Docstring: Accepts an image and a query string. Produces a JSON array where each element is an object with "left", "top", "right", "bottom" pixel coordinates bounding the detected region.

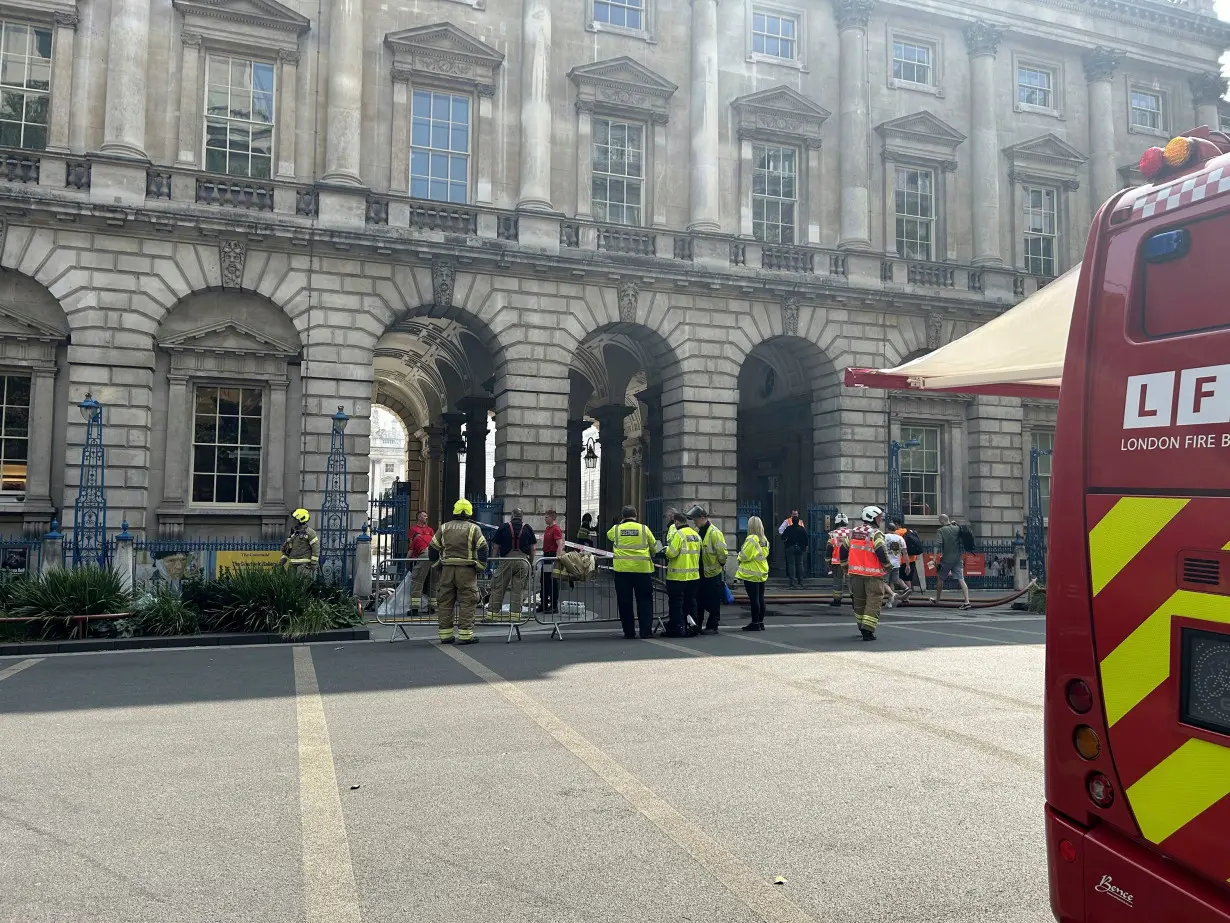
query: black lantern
[{"left": 583, "top": 437, "right": 599, "bottom": 470}]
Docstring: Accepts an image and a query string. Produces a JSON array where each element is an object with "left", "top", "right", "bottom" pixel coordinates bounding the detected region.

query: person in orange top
[
  {"left": 538, "top": 510, "right": 564, "bottom": 614},
  {"left": 408, "top": 511, "right": 435, "bottom": 614}
]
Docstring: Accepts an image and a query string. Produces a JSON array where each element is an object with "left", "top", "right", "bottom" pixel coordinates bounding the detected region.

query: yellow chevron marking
[
  {"left": 1126, "top": 738, "right": 1230, "bottom": 845},
  {"left": 1100, "top": 590, "right": 1230, "bottom": 727},
  {"left": 1088, "top": 497, "right": 1188, "bottom": 597}
]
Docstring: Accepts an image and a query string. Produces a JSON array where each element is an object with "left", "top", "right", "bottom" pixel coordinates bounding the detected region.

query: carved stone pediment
[
  {"left": 0, "top": 304, "right": 67, "bottom": 341},
  {"left": 877, "top": 110, "right": 966, "bottom": 165},
  {"left": 385, "top": 23, "right": 504, "bottom": 94},
  {"left": 159, "top": 320, "right": 298, "bottom": 358},
  {"left": 1006, "top": 133, "right": 1087, "bottom": 186},
  {"left": 173, "top": 0, "right": 308, "bottom": 51},
  {"left": 732, "top": 86, "right": 829, "bottom": 146},
  {"left": 569, "top": 57, "right": 677, "bottom": 122}
]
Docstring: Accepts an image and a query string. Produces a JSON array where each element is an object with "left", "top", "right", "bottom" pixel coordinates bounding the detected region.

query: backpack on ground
[
  {"left": 958, "top": 523, "right": 976, "bottom": 553},
  {"left": 903, "top": 529, "right": 924, "bottom": 556}
]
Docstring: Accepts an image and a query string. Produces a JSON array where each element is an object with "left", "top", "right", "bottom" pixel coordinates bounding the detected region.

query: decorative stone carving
[
  {"left": 1190, "top": 72, "right": 1228, "bottom": 106},
  {"left": 180, "top": 29, "right": 202, "bottom": 46},
  {"left": 1082, "top": 46, "right": 1126, "bottom": 83},
  {"left": 172, "top": 0, "right": 310, "bottom": 37},
  {"left": 732, "top": 86, "right": 829, "bottom": 147},
  {"left": 390, "top": 64, "right": 413, "bottom": 84},
  {"left": 876, "top": 111, "right": 966, "bottom": 164},
  {"left": 219, "top": 239, "right": 245, "bottom": 289},
  {"left": 569, "top": 57, "right": 677, "bottom": 122},
  {"left": 782, "top": 296, "right": 800, "bottom": 337},
  {"left": 53, "top": 10, "right": 79, "bottom": 28},
  {"left": 277, "top": 49, "right": 300, "bottom": 65},
  {"left": 926, "top": 313, "right": 943, "bottom": 350},
  {"left": 432, "top": 261, "right": 455, "bottom": 307},
  {"left": 384, "top": 22, "right": 504, "bottom": 93},
  {"left": 834, "top": 0, "right": 874, "bottom": 31},
  {"left": 618, "top": 281, "right": 639, "bottom": 324},
  {"left": 964, "top": 21, "right": 1004, "bottom": 57}
]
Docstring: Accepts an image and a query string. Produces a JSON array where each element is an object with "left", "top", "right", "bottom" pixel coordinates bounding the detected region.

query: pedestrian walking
[
  {"left": 488, "top": 508, "right": 536, "bottom": 620},
  {"left": 575, "top": 512, "right": 595, "bottom": 546},
  {"left": 408, "top": 510, "right": 435, "bottom": 614},
  {"left": 736, "top": 515, "right": 770, "bottom": 631},
  {"left": 895, "top": 520, "right": 925, "bottom": 594},
  {"left": 689, "top": 505, "right": 728, "bottom": 634},
  {"left": 933, "top": 513, "right": 972, "bottom": 609},
  {"left": 663, "top": 511, "right": 701, "bottom": 637},
  {"left": 827, "top": 513, "right": 851, "bottom": 605},
  {"left": 606, "top": 505, "right": 660, "bottom": 639},
  {"left": 782, "top": 515, "right": 809, "bottom": 588},
  {"left": 428, "top": 498, "right": 489, "bottom": 644},
  {"left": 538, "top": 510, "right": 564, "bottom": 613},
  {"left": 842, "top": 505, "right": 891, "bottom": 641},
  {"left": 883, "top": 521, "right": 910, "bottom": 607},
  {"left": 279, "top": 509, "right": 319, "bottom": 574}
]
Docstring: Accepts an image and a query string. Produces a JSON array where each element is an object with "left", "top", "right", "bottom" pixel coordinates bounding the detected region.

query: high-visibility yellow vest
[
  {"left": 606, "top": 520, "right": 657, "bottom": 574},
  {"left": 699, "top": 526, "right": 728, "bottom": 578},
  {"left": 735, "top": 535, "right": 769, "bottom": 582},
  {"left": 665, "top": 526, "right": 701, "bottom": 581}
]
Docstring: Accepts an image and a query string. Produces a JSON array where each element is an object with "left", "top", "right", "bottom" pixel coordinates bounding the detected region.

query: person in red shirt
[
  {"left": 538, "top": 509, "right": 564, "bottom": 614},
  {"left": 408, "top": 511, "right": 435, "bottom": 613}
]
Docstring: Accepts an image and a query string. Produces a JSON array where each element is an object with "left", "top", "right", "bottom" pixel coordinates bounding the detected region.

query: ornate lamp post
[
  {"left": 1027, "top": 446, "right": 1053, "bottom": 584},
  {"left": 887, "top": 437, "right": 920, "bottom": 525},
  {"left": 72, "top": 393, "right": 108, "bottom": 567},
  {"left": 318, "top": 406, "right": 350, "bottom": 585},
  {"left": 583, "top": 438, "right": 598, "bottom": 469}
]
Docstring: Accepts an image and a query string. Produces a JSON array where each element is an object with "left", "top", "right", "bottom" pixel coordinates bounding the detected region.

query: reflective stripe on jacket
[
  {"left": 606, "top": 521, "right": 658, "bottom": 574},
  {"left": 282, "top": 527, "right": 319, "bottom": 564},
  {"left": 829, "top": 526, "right": 850, "bottom": 564},
  {"left": 664, "top": 526, "right": 701, "bottom": 581},
  {"left": 735, "top": 535, "right": 769, "bottom": 582},
  {"left": 699, "top": 526, "right": 728, "bottom": 579},
  {"left": 846, "top": 525, "right": 886, "bottom": 577},
  {"left": 430, "top": 519, "right": 488, "bottom": 567}
]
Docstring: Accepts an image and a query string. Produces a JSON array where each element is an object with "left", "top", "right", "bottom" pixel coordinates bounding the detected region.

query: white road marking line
[
  {"left": 648, "top": 638, "right": 1042, "bottom": 773},
  {"left": 885, "top": 623, "right": 1021, "bottom": 646},
  {"left": 0, "top": 658, "right": 42, "bottom": 682},
  {"left": 293, "top": 646, "right": 362, "bottom": 923},
  {"left": 438, "top": 643, "right": 819, "bottom": 923}
]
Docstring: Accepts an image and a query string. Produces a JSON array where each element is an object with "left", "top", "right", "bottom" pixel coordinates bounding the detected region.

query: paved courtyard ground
[{"left": 0, "top": 606, "right": 1049, "bottom": 923}]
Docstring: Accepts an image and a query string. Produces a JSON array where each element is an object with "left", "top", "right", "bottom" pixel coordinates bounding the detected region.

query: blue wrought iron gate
[{"left": 369, "top": 480, "right": 411, "bottom": 586}]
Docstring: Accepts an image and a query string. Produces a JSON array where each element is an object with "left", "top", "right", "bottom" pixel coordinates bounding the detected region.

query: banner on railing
[
  {"left": 921, "top": 553, "right": 986, "bottom": 578},
  {"left": 216, "top": 549, "right": 283, "bottom": 576}
]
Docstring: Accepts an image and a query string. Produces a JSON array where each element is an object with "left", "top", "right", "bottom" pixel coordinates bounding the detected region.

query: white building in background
[{"left": 368, "top": 407, "right": 407, "bottom": 503}]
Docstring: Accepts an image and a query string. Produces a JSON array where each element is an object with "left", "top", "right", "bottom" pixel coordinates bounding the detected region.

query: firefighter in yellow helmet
[
  {"left": 428, "top": 498, "right": 489, "bottom": 644},
  {"left": 280, "top": 508, "right": 319, "bottom": 574}
]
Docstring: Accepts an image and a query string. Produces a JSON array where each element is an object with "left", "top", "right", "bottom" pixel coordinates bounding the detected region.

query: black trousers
[
  {"left": 698, "top": 574, "right": 723, "bottom": 629},
  {"left": 539, "top": 566, "right": 559, "bottom": 612},
  {"left": 745, "top": 580, "right": 766, "bottom": 624},
  {"left": 613, "top": 571, "right": 654, "bottom": 637},
  {"left": 666, "top": 580, "right": 698, "bottom": 635}
]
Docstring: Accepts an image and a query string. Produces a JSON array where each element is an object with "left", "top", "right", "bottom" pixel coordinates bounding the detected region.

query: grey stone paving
[{"left": 0, "top": 609, "right": 1049, "bottom": 923}]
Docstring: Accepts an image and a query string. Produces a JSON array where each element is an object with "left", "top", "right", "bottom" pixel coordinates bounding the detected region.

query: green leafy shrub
[
  {"left": 134, "top": 585, "right": 200, "bottom": 636},
  {"left": 8, "top": 567, "right": 131, "bottom": 637},
  {"left": 189, "top": 567, "right": 359, "bottom": 637},
  {"left": 1029, "top": 585, "right": 1047, "bottom": 614},
  {"left": 0, "top": 573, "right": 30, "bottom": 613}
]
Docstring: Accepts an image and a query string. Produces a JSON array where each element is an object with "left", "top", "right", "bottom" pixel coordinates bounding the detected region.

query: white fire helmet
[
  {"left": 861, "top": 505, "right": 884, "bottom": 523},
  {"left": 833, "top": 513, "right": 849, "bottom": 527}
]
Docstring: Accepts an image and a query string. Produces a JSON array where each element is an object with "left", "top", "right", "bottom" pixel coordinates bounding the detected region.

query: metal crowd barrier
[{"left": 531, "top": 556, "right": 670, "bottom": 639}]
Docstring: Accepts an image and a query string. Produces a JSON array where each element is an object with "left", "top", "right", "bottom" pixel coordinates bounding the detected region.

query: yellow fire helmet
[
  {"left": 292, "top": 508, "right": 311, "bottom": 524},
  {"left": 453, "top": 498, "right": 473, "bottom": 516}
]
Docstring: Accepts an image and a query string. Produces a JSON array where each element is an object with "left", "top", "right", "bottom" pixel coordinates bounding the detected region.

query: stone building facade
[{"left": 0, "top": 0, "right": 1223, "bottom": 543}]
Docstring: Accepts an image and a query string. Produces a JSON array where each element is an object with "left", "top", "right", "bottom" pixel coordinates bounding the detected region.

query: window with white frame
[
  {"left": 592, "top": 118, "right": 644, "bottom": 226},
  {"left": 0, "top": 375, "right": 29, "bottom": 494},
  {"left": 1031, "top": 429, "right": 1054, "bottom": 517},
  {"left": 192, "top": 386, "right": 263, "bottom": 505},
  {"left": 751, "top": 144, "right": 797, "bottom": 243},
  {"left": 594, "top": 0, "right": 644, "bottom": 30},
  {"left": 1023, "top": 186, "right": 1057, "bottom": 277},
  {"left": 1017, "top": 65, "right": 1054, "bottom": 110},
  {"left": 900, "top": 424, "right": 940, "bottom": 518},
  {"left": 0, "top": 22, "right": 50, "bottom": 151},
  {"left": 204, "top": 55, "right": 275, "bottom": 179},
  {"left": 752, "top": 9, "right": 798, "bottom": 60},
  {"left": 1130, "top": 88, "right": 1163, "bottom": 131},
  {"left": 895, "top": 167, "right": 934, "bottom": 261},
  {"left": 892, "top": 39, "right": 933, "bottom": 86},
  {"left": 410, "top": 90, "right": 470, "bottom": 204}
]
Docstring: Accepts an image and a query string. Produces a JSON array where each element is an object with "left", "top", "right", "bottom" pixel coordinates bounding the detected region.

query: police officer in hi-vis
[
  {"left": 663, "top": 511, "right": 702, "bottom": 637},
  {"left": 607, "top": 505, "right": 661, "bottom": 639},
  {"left": 428, "top": 498, "right": 489, "bottom": 644}
]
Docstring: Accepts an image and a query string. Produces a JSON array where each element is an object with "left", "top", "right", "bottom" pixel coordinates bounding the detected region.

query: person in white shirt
[
  {"left": 882, "top": 527, "right": 910, "bottom": 607},
  {"left": 778, "top": 509, "right": 803, "bottom": 536}
]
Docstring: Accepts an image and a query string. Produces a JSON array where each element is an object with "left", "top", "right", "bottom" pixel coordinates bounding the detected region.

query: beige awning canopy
[{"left": 844, "top": 264, "right": 1078, "bottom": 399}]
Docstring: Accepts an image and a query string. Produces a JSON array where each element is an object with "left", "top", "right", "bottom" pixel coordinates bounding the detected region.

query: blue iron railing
[
  {"left": 735, "top": 501, "right": 761, "bottom": 551},
  {"left": 370, "top": 483, "right": 411, "bottom": 582},
  {"left": 921, "top": 538, "right": 1018, "bottom": 591},
  {"left": 806, "top": 505, "right": 839, "bottom": 577},
  {"left": 469, "top": 497, "right": 504, "bottom": 529}
]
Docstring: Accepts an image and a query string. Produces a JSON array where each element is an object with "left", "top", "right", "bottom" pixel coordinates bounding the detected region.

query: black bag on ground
[
  {"left": 903, "top": 529, "right": 924, "bottom": 556},
  {"left": 958, "top": 523, "right": 976, "bottom": 553}
]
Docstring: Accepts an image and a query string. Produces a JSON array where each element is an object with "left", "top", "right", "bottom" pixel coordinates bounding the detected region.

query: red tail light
[
  {"left": 1058, "top": 838, "right": 1078, "bottom": 863},
  {"left": 1139, "top": 146, "right": 1166, "bottom": 179},
  {"left": 1065, "top": 678, "right": 1093, "bottom": 714}
]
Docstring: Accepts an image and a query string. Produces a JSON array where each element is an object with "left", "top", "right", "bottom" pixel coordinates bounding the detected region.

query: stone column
[
  {"left": 592, "top": 404, "right": 633, "bottom": 540},
  {"left": 101, "top": 0, "right": 151, "bottom": 157},
  {"left": 24, "top": 367, "right": 56, "bottom": 515},
  {"left": 264, "top": 379, "right": 289, "bottom": 512},
  {"left": 517, "top": 0, "right": 553, "bottom": 210},
  {"left": 836, "top": 0, "right": 874, "bottom": 249},
  {"left": 46, "top": 12, "right": 77, "bottom": 151},
  {"left": 161, "top": 374, "right": 190, "bottom": 507},
  {"left": 575, "top": 100, "right": 593, "bottom": 220},
  {"left": 276, "top": 50, "right": 299, "bottom": 178},
  {"left": 688, "top": 0, "right": 721, "bottom": 231},
  {"left": 476, "top": 87, "right": 496, "bottom": 206},
  {"left": 460, "top": 397, "right": 493, "bottom": 501},
  {"left": 442, "top": 412, "right": 465, "bottom": 506},
  {"left": 175, "top": 32, "right": 203, "bottom": 166},
  {"left": 566, "top": 419, "right": 586, "bottom": 543},
  {"left": 1191, "top": 72, "right": 1227, "bottom": 136},
  {"left": 966, "top": 22, "right": 1004, "bottom": 266},
  {"left": 389, "top": 67, "right": 411, "bottom": 194},
  {"left": 651, "top": 115, "right": 669, "bottom": 227},
  {"left": 322, "top": 0, "right": 364, "bottom": 184},
  {"left": 1084, "top": 47, "right": 1125, "bottom": 212},
  {"left": 806, "top": 139, "right": 823, "bottom": 244},
  {"left": 738, "top": 136, "right": 754, "bottom": 237},
  {"left": 638, "top": 386, "right": 664, "bottom": 504},
  {"left": 420, "top": 426, "right": 443, "bottom": 525}
]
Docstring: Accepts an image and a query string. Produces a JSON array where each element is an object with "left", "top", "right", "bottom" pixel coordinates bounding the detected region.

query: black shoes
[
  {"left": 623, "top": 632, "right": 637, "bottom": 639},
  {"left": 741, "top": 622, "right": 765, "bottom": 631},
  {"left": 859, "top": 628, "right": 877, "bottom": 642},
  {"left": 458, "top": 637, "right": 480, "bottom": 645},
  {"left": 829, "top": 598, "right": 842, "bottom": 607},
  {"left": 440, "top": 637, "right": 456, "bottom": 644}
]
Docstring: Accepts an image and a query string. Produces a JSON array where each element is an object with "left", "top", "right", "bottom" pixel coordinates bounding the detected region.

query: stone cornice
[
  {"left": 171, "top": 0, "right": 310, "bottom": 35},
  {"left": 384, "top": 22, "right": 504, "bottom": 95}
]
